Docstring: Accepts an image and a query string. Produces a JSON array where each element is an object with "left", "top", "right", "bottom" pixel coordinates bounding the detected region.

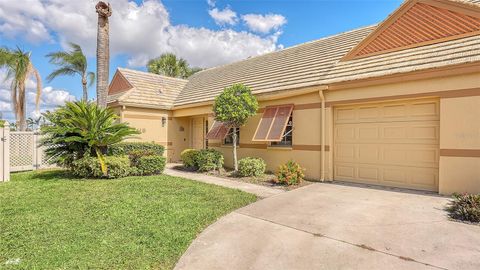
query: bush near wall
[
  {"left": 238, "top": 157, "right": 266, "bottom": 177},
  {"left": 275, "top": 160, "right": 305, "bottom": 185},
  {"left": 72, "top": 156, "right": 131, "bottom": 179},
  {"left": 135, "top": 155, "right": 166, "bottom": 176},
  {"left": 181, "top": 149, "right": 199, "bottom": 168},
  {"left": 196, "top": 149, "right": 224, "bottom": 172},
  {"left": 447, "top": 193, "right": 480, "bottom": 223},
  {"left": 108, "top": 142, "right": 165, "bottom": 156}
]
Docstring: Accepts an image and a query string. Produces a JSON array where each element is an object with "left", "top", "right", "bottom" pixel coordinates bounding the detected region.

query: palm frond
[{"left": 87, "top": 71, "right": 95, "bottom": 87}]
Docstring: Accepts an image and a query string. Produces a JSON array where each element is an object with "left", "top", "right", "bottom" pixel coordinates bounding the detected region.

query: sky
[{"left": 0, "top": 0, "right": 403, "bottom": 122}]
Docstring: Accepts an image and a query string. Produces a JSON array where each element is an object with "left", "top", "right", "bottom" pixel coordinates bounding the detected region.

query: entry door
[
  {"left": 333, "top": 99, "right": 440, "bottom": 191},
  {"left": 192, "top": 117, "right": 205, "bottom": 149}
]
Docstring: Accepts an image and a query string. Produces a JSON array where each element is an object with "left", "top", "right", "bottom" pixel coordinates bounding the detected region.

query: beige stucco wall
[
  {"left": 439, "top": 96, "right": 480, "bottom": 194},
  {"left": 111, "top": 70, "right": 479, "bottom": 194},
  {"left": 120, "top": 106, "right": 173, "bottom": 160},
  {"left": 207, "top": 92, "right": 330, "bottom": 180}
]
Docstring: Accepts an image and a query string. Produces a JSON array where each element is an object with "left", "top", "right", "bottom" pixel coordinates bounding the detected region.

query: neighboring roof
[
  {"left": 175, "top": 26, "right": 375, "bottom": 106},
  {"left": 107, "top": 68, "right": 188, "bottom": 109}
]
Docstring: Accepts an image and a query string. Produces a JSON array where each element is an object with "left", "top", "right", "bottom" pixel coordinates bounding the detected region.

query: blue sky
[{"left": 0, "top": 0, "right": 402, "bottom": 121}]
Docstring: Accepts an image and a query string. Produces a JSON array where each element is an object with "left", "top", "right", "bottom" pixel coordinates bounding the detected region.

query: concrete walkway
[
  {"left": 175, "top": 183, "right": 480, "bottom": 270},
  {"left": 164, "top": 164, "right": 284, "bottom": 198}
]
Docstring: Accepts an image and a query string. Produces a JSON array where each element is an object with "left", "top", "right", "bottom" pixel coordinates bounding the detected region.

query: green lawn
[{"left": 0, "top": 170, "right": 256, "bottom": 269}]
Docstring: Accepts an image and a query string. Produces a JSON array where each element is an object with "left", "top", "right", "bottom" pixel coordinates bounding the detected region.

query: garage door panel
[
  {"left": 334, "top": 99, "right": 439, "bottom": 192},
  {"left": 334, "top": 99, "right": 440, "bottom": 124},
  {"left": 335, "top": 122, "right": 439, "bottom": 144}
]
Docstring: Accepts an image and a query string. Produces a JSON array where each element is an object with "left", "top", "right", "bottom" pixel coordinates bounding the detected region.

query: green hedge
[
  {"left": 180, "top": 149, "right": 198, "bottom": 168},
  {"left": 238, "top": 157, "right": 266, "bottom": 177},
  {"left": 108, "top": 142, "right": 165, "bottom": 156},
  {"left": 196, "top": 149, "right": 224, "bottom": 172},
  {"left": 136, "top": 156, "right": 166, "bottom": 176},
  {"left": 72, "top": 156, "right": 131, "bottom": 179}
]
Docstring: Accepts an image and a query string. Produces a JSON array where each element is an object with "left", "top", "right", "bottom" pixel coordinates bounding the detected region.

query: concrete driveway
[{"left": 175, "top": 183, "right": 480, "bottom": 270}]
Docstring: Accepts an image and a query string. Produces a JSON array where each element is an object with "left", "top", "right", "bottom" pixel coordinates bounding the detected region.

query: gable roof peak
[{"left": 342, "top": 0, "right": 480, "bottom": 60}]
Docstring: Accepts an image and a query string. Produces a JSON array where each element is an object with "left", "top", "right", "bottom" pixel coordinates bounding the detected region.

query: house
[{"left": 108, "top": 0, "right": 480, "bottom": 195}]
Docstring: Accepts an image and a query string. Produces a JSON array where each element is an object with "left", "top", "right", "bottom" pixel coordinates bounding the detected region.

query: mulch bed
[{"left": 172, "top": 165, "right": 313, "bottom": 191}]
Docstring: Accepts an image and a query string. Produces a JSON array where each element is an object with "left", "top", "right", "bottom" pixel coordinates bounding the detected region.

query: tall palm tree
[
  {"left": 46, "top": 43, "right": 95, "bottom": 101},
  {"left": 147, "top": 53, "right": 201, "bottom": 78},
  {"left": 95, "top": 1, "right": 112, "bottom": 108},
  {"left": 0, "top": 47, "right": 42, "bottom": 131}
]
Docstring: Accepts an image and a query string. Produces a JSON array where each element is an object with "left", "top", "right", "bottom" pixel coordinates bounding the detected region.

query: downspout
[{"left": 318, "top": 87, "right": 328, "bottom": 181}]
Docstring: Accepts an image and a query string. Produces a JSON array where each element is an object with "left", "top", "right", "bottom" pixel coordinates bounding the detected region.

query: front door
[{"left": 192, "top": 117, "right": 205, "bottom": 149}]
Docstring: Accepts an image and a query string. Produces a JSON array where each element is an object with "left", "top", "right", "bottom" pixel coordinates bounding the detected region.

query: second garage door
[{"left": 334, "top": 98, "right": 439, "bottom": 191}]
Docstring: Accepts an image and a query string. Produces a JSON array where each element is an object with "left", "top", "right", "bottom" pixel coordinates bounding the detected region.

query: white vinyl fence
[
  {"left": 0, "top": 122, "right": 56, "bottom": 182},
  {"left": 0, "top": 122, "right": 9, "bottom": 182}
]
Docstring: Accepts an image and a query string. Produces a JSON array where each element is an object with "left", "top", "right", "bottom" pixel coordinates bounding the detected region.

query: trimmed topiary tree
[{"left": 213, "top": 84, "right": 258, "bottom": 171}]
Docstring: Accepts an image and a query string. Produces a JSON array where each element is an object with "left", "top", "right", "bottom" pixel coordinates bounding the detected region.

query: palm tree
[
  {"left": 0, "top": 47, "right": 42, "bottom": 131},
  {"left": 147, "top": 53, "right": 201, "bottom": 78},
  {"left": 95, "top": 1, "right": 112, "bottom": 108},
  {"left": 46, "top": 43, "right": 95, "bottom": 101}
]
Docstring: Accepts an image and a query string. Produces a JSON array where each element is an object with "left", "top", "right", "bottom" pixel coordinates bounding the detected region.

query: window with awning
[
  {"left": 252, "top": 104, "right": 294, "bottom": 142},
  {"left": 206, "top": 121, "right": 231, "bottom": 140}
]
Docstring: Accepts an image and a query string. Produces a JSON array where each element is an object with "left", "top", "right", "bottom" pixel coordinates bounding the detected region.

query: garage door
[{"left": 334, "top": 99, "right": 439, "bottom": 191}]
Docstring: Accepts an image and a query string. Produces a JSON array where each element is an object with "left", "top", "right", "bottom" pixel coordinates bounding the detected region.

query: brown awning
[
  {"left": 206, "top": 121, "right": 231, "bottom": 140},
  {"left": 252, "top": 104, "right": 294, "bottom": 142}
]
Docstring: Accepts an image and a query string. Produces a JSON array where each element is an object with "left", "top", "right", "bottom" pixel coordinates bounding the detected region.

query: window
[
  {"left": 271, "top": 114, "right": 293, "bottom": 147},
  {"left": 224, "top": 128, "right": 240, "bottom": 145},
  {"left": 252, "top": 104, "right": 294, "bottom": 142},
  {"left": 206, "top": 121, "right": 230, "bottom": 140}
]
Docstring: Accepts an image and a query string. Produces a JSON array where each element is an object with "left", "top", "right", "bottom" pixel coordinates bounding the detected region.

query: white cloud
[
  {"left": 207, "top": 0, "right": 216, "bottom": 8},
  {"left": 0, "top": 70, "right": 75, "bottom": 121},
  {"left": 209, "top": 7, "right": 237, "bottom": 26},
  {"left": 0, "top": 0, "right": 283, "bottom": 68},
  {"left": 242, "top": 13, "right": 287, "bottom": 34}
]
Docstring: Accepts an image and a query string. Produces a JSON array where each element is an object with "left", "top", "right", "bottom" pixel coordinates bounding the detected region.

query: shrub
[
  {"left": 238, "top": 157, "right": 266, "bottom": 177},
  {"left": 447, "top": 193, "right": 480, "bottom": 223},
  {"left": 181, "top": 149, "right": 199, "bottom": 168},
  {"left": 196, "top": 149, "right": 224, "bottom": 172},
  {"left": 41, "top": 101, "right": 139, "bottom": 172},
  {"left": 72, "top": 155, "right": 131, "bottom": 179},
  {"left": 275, "top": 160, "right": 305, "bottom": 185},
  {"left": 136, "top": 156, "right": 166, "bottom": 175},
  {"left": 128, "top": 149, "right": 157, "bottom": 167},
  {"left": 108, "top": 142, "right": 165, "bottom": 156}
]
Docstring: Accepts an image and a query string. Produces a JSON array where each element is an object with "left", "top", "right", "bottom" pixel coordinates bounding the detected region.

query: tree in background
[
  {"left": 95, "top": 1, "right": 112, "bottom": 108},
  {"left": 41, "top": 101, "right": 139, "bottom": 174},
  {"left": 147, "top": 53, "right": 202, "bottom": 79},
  {"left": 0, "top": 47, "right": 42, "bottom": 131},
  {"left": 46, "top": 43, "right": 95, "bottom": 101},
  {"left": 212, "top": 84, "right": 258, "bottom": 171}
]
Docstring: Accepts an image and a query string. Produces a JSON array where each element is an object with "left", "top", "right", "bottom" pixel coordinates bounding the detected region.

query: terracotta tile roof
[
  {"left": 323, "top": 34, "right": 480, "bottom": 84},
  {"left": 174, "top": 26, "right": 375, "bottom": 106},
  {"left": 107, "top": 68, "right": 188, "bottom": 109},
  {"left": 108, "top": 0, "right": 480, "bottom": 109}
]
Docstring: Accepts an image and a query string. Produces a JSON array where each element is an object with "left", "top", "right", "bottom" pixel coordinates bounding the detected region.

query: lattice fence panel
[{"left": 10, "top": 132, "right": 35, "bottom": 172}]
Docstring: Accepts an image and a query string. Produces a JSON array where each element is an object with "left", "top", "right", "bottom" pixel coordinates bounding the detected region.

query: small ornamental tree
[{"left": 213, "top": 84, "right": 258, "bottom": 171}]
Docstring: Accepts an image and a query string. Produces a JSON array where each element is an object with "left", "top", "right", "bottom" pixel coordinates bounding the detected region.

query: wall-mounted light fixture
[{"left": 162, "top": 117, "right": 166, "bottom": 127}]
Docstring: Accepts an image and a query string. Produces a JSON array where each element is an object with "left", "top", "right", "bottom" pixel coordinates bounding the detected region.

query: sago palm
[
  {"left": 46, "top": 43, "right": 95, "bottom": 101},
  {"left": 0, "top": 47, "right": 42, "bottom": 131},
  {"left": 41, "top": 101, "right": 139, "bottom": 174}
]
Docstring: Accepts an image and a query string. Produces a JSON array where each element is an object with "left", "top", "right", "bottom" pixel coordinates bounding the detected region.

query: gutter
[{"left": 318, "top": 86, "right": 328, "bottom": 181}]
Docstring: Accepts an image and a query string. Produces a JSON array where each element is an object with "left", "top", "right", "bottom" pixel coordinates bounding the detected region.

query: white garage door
[{"left": 334, "top": 98, "right": 439, "bottom": 191}]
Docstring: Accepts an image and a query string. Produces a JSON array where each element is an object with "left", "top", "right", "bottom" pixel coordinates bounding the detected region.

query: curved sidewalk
[{"left": 164, "top": 164, "right": 284, "bottom": 198}]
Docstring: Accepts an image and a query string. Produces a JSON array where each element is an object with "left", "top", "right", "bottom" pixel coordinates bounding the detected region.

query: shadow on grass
[{"left": 29, "top": 169, "right": 83, "bottom": 181}]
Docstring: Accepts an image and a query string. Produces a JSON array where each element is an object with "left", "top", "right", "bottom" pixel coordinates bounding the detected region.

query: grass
[{"left": 0, "top": 170, "right": 257, "bottom": 269}]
